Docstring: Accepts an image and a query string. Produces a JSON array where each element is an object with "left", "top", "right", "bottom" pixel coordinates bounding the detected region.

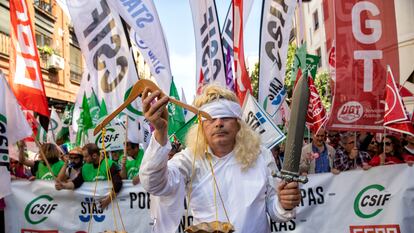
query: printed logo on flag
[
  {"left": 245, "top": 111, "right": 267, "bottom": 134},
  {"left": 337, "top": 101, "right": 364, "bottom": 123},
  {"left": 0, "top": 113, "right": 8, "bottom": 163},
  {"left": 79, "top": 197, "right": 105, "bottom": 222},
  {"left": 354, "top": 184, "right": 391, "bottom": 219},
  {"left": 24, "top": 195, "right": 58, "bottom": 224},
  {"left": 349, "top": 225, "right": 401, "bottom": 233}
]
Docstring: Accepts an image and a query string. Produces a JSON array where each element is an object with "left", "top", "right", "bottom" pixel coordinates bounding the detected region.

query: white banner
[
  {"left": 242, "top": 93, "right": 285, "bottom": 149},
  {"left": 47, "top": 107, "right": 62, "bottom": 143},
  {"left": 189, "top": 0, "right": 226, "bottom": 90},
  {"left": 5, "top": 165, "right": 414, "bottom": 233},
  {"left": 88, "top": 125, "right": 125, "bottom": 151},
  {"left": 258, "top": 0, "right": 297, "bottom": 117},
  {"left": 108, "top": 0, "right": 172, "bottom": 94},
  {"left": 66, "top": 0, "right": 140, "bottom": 116}
]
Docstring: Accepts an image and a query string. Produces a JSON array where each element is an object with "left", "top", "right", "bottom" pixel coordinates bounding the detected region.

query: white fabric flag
[
  {"left": 258, "top": 0, "right": 297, "bottom": 117},
  {"left": 47, "top": 107, "right": 62, "bottom": 143},
  {"left": 66, "top": 0, "right": 140, "bottom": 117},
  {"left": 108, "top": 0, "right": 172, "bottom": 94},
  {"left": 181, "top": 87, "right": 194, "bottom": 122},
  {"left": 241, "top": 92, "right": 285, "bottom": 149},
  {"left": 0, "top": 71, "right": 32, "bottom": 198},
  {"left": 189, "top": 0, "right": 226, "bottom": 91}
]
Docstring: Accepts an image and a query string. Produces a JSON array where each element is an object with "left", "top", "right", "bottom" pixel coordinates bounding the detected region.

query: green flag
[
  {"left": 167, "top": 79, "right": 186, "bottom": 136},
  {"left": 172, "top": 115, "right": 197, "bottom": 146},
  {"left": 306, "top": 54, "right": 320, "bottom": 79},
  {"left": 290, "top": 43, "right": 307, "bottom": 83},
  {"left": 89, "top": 89, "right": 101, "bottom": 126},
  {"left": 56, "top": 104, "right": 73, "bottom": 144},
  {"left": 76, "top": 93, "right": 93, "bottom": 146},
  {"left": 99, "top": 98, "right": 108, "bottom": 122}
]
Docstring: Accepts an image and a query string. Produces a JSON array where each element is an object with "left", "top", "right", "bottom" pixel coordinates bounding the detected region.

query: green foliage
[
  {"left": 250, "top": 63, "right": 259, "bottom": 99},
  {"left": 38, "top": 45, "right": 55, "bottom": 55},
  {"left": 314, "top": 71, "right": 332, "bottom": 110}
]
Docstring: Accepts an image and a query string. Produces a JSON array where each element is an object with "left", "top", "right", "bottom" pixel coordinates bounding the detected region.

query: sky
[{"left": 153, "top": 0, "right": 263, "bottom": 103}]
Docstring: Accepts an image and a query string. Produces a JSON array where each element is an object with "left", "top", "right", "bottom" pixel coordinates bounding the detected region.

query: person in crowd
[
  {"left": 110, "top": 150, "right": 123, "bottom": 165},
  {"left": 57, "top": 147, "right": 84, "bottom": 181},
  {"left": 140, "top": 85, "right": 300, "bottom": 233},
  {"left": 9, "top": 157, "right": 29, "bottom": 180},
  {"left": 120, "top": 141, "right": 144, "bottom": 185},
  {"left": 402, "top": 134, "right": 414, "bottom": 166},
  {"left": 369, "top": 135, "right": 405, "bottom": 166},
  {"left": 299, "top": 128, "right": 339, "bottom": 174},
  {"left": 55, "top": 143, "right": 122, "bottom": 209},
  {"left": 168, "top": 140, "right": 182, "bottom": 160},
  {"left": 271, "top": 144, "right": 283, "bottom": 171},
  {"left": 367, "top": 137, "right": 380, "bottom": 158},
  {"left": 327, "top": 131, "right": 341, "bottom": 150},
  {"left": 333, "top": 132, "right": 371, "bottom": 172},
  {"left": 18, "top": 141, "right": 65, "bottom": 180}
]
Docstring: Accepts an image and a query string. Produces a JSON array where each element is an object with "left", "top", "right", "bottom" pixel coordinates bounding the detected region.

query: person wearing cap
[
  {"left": 139, "top": 85, "right": 301, "bottom": 233},
  {"left": 57, "top": 147, "right": 84, "bottom": 181},
  {"left": 120, "top": 141, "right": 144, "bottom": 185}
]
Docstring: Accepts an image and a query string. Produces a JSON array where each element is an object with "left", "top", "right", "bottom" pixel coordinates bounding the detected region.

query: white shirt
[{"left": 140, "top": 135, "right": 295, "bottom": 233}]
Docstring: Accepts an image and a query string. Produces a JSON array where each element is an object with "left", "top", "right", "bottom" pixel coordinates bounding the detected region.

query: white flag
[
  {"left": 242, "top": 93, "right": 285, "bottom": 149},
  {"left": 189, "top": 0, "right": 226, "bottom": 91},
  {"left": 47, "top": 107, "right": 62, "bottom": 143},
  {"left": 0, "top": 71, "right": 32, "bottom": 198},
  {"left": 108, "top": 0, "right": 172, "bottom": 94},
  {"left": 258, "top": 0, "right": 297, "bottom": 117},
  {"left": 66, "top": 0, "right": 140, "bottom": 116}
]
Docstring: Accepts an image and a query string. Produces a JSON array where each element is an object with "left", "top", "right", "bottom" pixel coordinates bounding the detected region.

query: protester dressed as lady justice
[{"left": 139, "top": 85, "right": 301, "bottom": 233}]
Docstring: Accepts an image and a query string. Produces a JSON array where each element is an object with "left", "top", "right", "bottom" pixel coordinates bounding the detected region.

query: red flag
[
  {"left": 233, "top": 0, "right": 251, "bottom": 104},
  {"left": 9, "top": 0, "right": 50, "bottom": 128},
  {"left": 306, "top": 73, "right": 327, "bottom": 134},
  {"left": 196, "top": 69, "right": 205, "bottom": 95},
  {"left": 384, "top": 66, "right": 408, "bottom": 125},
  {"left": 384, "top": 66, "right": 414, "bottom": 136}
]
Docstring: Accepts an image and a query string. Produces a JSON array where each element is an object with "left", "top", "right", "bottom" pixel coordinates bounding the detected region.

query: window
[
  {"left": 70, "top": 44, "right": 83, "bottom": 83},
  {"left": 313, "top": 10, "right": 319, "bottom": 31},
  {"left": 316, "top": 47, "right": 322, "bottom": 68},
  {"left": 35, "top": 32, "right": 52, "bottom": 47},
  {"left": 34, "top": 0, "right": 52, "bottom": 14},
  {"left": 0, "top": 0, "right": 10, "bottom": 35}
]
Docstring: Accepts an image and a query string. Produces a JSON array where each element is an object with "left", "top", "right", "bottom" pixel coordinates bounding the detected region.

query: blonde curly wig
[{"left": 185, "top": 85, "right": 261, "bottom": 169}]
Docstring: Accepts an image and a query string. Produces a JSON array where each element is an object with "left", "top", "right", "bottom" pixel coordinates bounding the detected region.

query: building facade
[{"left": 0, "top": 0, "right": 82, "bottom": 111}]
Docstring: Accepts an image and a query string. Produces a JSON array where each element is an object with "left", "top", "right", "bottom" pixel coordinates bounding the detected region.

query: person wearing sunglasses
[
  {"left": 367, "top": 137, "right": 380, "bottom": 158},
  {"left": 369, "top": 135, "right": 404, "bottom": 166},
  {"left": 57, "top": 147, "right": 84, "bottom": 182},
  {"left": 327, "top": 131, "right": 341, "bottom": 150},
  {"left": 333, "top": 132, "right": 371, "bottom": 172}
]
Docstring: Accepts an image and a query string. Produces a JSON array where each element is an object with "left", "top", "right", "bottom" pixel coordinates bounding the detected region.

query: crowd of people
[{"left": 270, "top": 128, "right": 414, "bottom": 176}]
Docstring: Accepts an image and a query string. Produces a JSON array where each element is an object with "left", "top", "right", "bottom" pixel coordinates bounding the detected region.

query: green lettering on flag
[{"left": 167, "top": 79, "right": 186, "bottom": 137}]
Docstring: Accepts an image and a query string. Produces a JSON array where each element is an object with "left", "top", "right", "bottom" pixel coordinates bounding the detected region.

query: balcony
[
  {"left": 0, "top": 32, "right": 10, "bottom": 57},
  {"left": 34, "top": 0, "right": 52, "bottom": 14}
]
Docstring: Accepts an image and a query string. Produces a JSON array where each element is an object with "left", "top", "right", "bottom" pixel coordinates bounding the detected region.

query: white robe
[{"left": 140, "top": 135, "right": 295, "bottom": 233}]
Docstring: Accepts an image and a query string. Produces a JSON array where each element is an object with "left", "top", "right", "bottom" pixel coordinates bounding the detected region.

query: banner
[
  {"left": 88, "top": 125, "right": 125, "bottom": 151},
  {"left": 66, "top": 0, "right": 140, "bottom": 118},
  {"left": 9, "top": 0, "right": 50, "bottom": 125},
  {"left": 47, "top": 107, "right": 62, "bottom": 143},
  {"left": 258, "top": 0, "right": 297, "bottom": 117},
  {"left": 5, "top": 165, "right": 414, "bottom": 233},
  {"left": 189, "top": 0, "right": 226, "bottom": 92},
  {"left": 242, "top": 93, "right": 285, "bottom": 149},
  {"left": 327, "top": 0, "right": 400, "bottom": 132},
  {"left": 108, "top": 0, "right": 172, "bottom": 93}
]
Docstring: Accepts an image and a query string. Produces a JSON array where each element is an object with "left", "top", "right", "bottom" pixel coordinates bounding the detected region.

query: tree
[{"left": 314, "top": 71, "right": 332, "bottom": 110}]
